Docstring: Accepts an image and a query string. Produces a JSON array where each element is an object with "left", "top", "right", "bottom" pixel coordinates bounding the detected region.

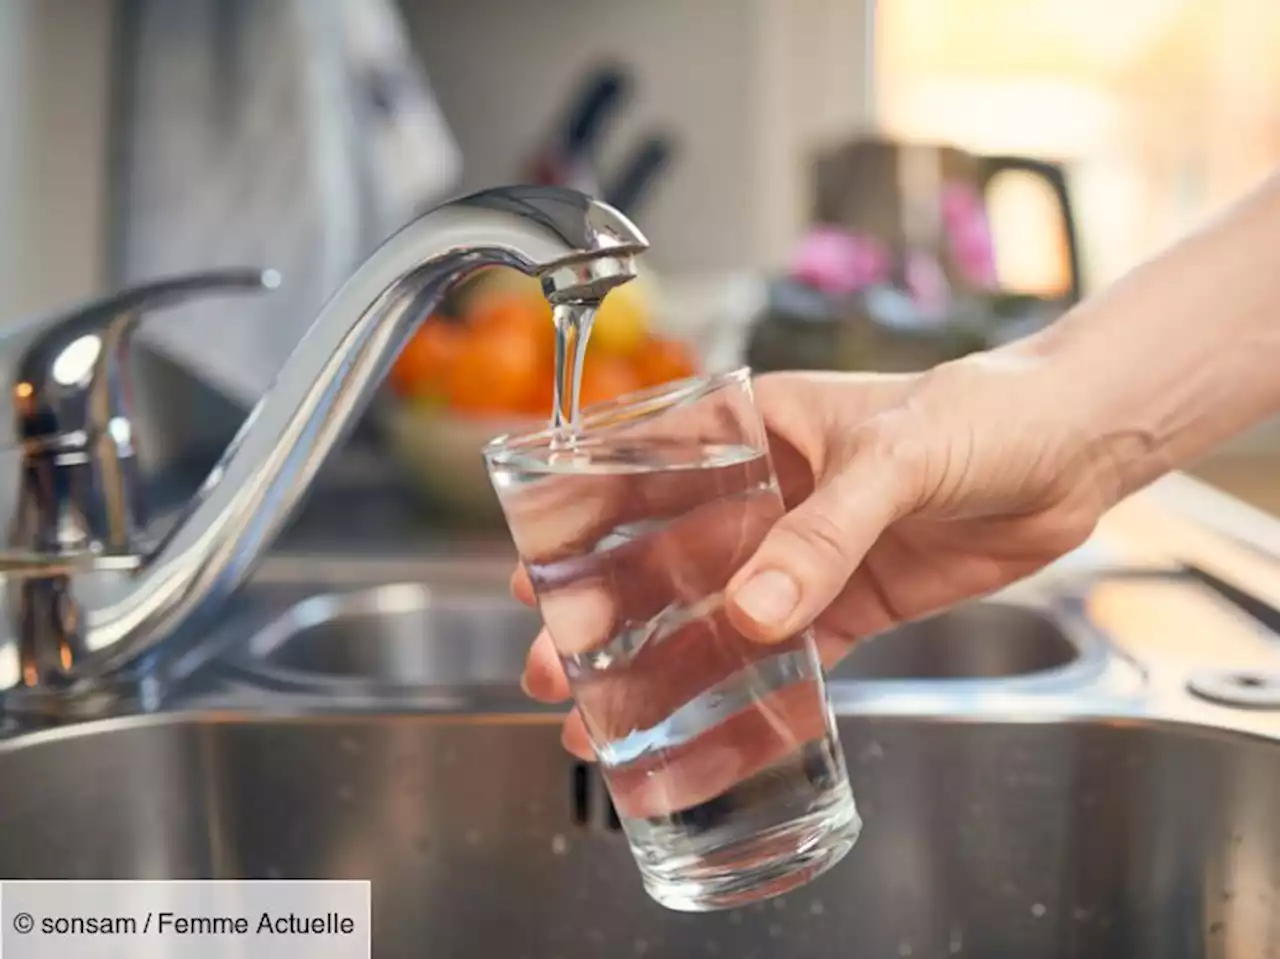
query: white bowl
[{"left": 375, "top": 398, "right": 540, "bottom": 525}]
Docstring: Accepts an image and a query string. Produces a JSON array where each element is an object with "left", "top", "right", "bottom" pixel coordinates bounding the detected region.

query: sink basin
[
  {"left": 829, "top": 602, "right": 1081, "bottom": 682},
  {"left": 0, "top": 713, "right": 1276, "bottom": 957},
  {"left": 227, "top": 581, "right": 1084, "bottom": 692},
  {"left": 237, "top": 583, "right": 541, "bottom": 688}
]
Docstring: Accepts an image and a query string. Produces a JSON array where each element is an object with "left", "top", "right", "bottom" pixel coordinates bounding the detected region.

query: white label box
[{"left": 0, "top": 880, "right": 370, "bottom": 958}]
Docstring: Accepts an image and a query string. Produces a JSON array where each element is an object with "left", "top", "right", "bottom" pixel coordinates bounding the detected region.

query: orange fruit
[
  {"left": 633, "top": 335, "right": 698, "bottom": 388},
  {"left": 469, "top": 291, "right": 553, "bottom": 341},
  {"left": 390, "top": 318, "right": 461, "bottom": 398},
  {"left": 578, "top": 353, "right": 643, "bottom": 409},
  {"left": 445, "top": 315, "right": 550, "bottom": 416},
  {"left": 516, "top": 369, "right": 557, "bottom": 418}
]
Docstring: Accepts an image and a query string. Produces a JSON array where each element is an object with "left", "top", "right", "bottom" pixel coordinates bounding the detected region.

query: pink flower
[
  {"left": 941, "top": 184, "right": 999, "bottom": 289},
  {"left": 905, "top": 250, "right": 950, "bottom": 317},
  {"left": 791, "top": 227, "right": 891, "bottom": 296}
]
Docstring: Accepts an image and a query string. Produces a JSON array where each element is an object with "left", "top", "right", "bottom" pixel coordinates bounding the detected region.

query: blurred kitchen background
[{"left": 3, "top": 0, "right": 1280, "bottom": 534}]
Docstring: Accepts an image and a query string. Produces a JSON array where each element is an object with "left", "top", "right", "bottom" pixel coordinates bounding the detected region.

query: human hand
[{"left": 513, "top": 354, "right": 1123, "bottom": 759}]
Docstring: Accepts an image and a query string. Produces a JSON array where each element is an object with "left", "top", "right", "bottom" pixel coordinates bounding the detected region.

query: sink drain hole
[
  {"left": 569, "top": 762, "right": 623, "bottom": 832},
  {"left": 570, "top": 762, "right": 592, "bottom": 826},
  {"left": 1188, "top": 669, "right": 1280, "bottom": 709}
]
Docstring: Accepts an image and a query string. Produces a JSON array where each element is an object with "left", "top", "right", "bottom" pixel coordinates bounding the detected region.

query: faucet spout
[{"left": 0, "top": 185, "right": 647, "bottom": 711}]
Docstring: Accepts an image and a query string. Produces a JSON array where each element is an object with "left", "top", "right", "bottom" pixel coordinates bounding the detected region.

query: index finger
[{"left": 510, "top": 564, "right": 536, "bottom": 606}]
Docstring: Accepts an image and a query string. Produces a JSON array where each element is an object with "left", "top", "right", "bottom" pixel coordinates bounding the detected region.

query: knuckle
[
  {"left": 785, "top": 510, "right": 854, "bottom": 567},
  {"left": 857, "top": 412, "right": 932, "bottom": 508}
]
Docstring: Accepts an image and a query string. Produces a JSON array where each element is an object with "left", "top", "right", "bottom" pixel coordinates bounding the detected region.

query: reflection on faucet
[{"left": 0, "top": 185, "right": 648, "bottom": 717}]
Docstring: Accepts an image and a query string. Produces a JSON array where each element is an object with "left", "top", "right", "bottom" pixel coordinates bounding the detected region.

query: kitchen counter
[{"left": 1187, "top": 452, "right": 1280, "bottom": 517}]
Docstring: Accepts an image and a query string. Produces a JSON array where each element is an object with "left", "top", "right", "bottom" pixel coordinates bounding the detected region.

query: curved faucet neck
[{"left": 1, "top": 186, "right": 647, "bottom": 714}]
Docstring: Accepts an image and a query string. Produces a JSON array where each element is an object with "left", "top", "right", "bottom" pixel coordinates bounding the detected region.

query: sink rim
[
  {"left": 216, "top": 579, "right": 1114, "bottom": 707},
  {"left": 826, "top": 596, "right": 1111, "bottom": 691},
  {"left": 6, "top": 704, "right": 1280, "bottom": 756},
  {"left": 153, "top": 559, "right": 1280, "bottom": 745},
  {"left": 219, "top": 582, "right": 539, "bottom": 702}
]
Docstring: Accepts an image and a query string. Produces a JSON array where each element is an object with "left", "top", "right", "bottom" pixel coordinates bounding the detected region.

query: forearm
[{"left": 1013, "top": 171, "right": 1280, "bottom": 502}]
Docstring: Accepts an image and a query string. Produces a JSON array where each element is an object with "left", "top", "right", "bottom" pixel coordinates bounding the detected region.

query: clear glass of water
[{"left": 483, "top": 368, "right": 860, "bottom": 912}]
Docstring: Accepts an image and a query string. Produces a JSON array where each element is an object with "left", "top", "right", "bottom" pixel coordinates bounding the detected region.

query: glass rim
[{"left": 483, "top": 366, "right": 753, "bottom": 461}]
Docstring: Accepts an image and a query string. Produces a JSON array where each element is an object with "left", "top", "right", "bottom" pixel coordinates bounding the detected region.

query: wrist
[
  {"left": 1018, "top": 330, "right": 1162, "bottom": 508},
  {"left": 902, "top": 346, "right": 1121, "bottom": 518},
  {"left": 1003, "top": 173, "right": 1280, "bottom": 504}
]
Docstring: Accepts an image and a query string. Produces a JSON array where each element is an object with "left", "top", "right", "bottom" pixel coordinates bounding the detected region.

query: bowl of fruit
[{"left": 379, "top": 267, "right": 700, "bottom": 524}]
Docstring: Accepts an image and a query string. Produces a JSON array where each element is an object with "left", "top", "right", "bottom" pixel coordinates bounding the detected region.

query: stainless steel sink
[
  {"left": 830, "top": 602, "right": 1082, "bottom": 681},
  {"left": 0, "top": 711, "right": 1277, "bottom": 958},
  {"left": 237, "top": 584, "right": 541, "bottom": 689},
  {"left": 221, "top": 573, "right": 1092, "bottom": 695},
  {"left": 3, "top": 554, "right": 1276, "bottom": 957}
]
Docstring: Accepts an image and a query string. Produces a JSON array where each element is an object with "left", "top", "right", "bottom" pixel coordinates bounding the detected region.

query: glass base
[{"left": 636, "top": 784, "right": 861, "bottom": 913}]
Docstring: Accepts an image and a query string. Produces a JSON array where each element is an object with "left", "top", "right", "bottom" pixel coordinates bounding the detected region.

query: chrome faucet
[{"left": 0, "top": 185, "right": 647, "bottom": 718}]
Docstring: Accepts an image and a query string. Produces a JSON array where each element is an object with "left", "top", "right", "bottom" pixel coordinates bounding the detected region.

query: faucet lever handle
[
  {"left": 9, "top": 268, "right": 281, "bottom": 436},
  {"left": 5, "top": 268, "right": 280, "bottom": 553}
]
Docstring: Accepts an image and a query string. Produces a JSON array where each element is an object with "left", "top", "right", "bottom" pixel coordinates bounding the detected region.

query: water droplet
[
  {"left": 897, "top": 941, "right": 914, "bottom": 957},
  {"left": 633, "top": 937, "right": 649, "bottom": 955},
  {"left": 1072, "top": 907, "right": 1091, "bottom": 922},
  {"left": 809, "top": 901, "right": 825, "bottom": 916},
  {"left": 729, "top": 912, "right": 743, "bottom": 925},
  {"left": 859, "top": 742, "right": 885, "bottom": 763},
  {"left": 1031, "top": 903, "right": 1047, "bottom": 919},
  {"left": 465, "top": 828, "right": 483, "bottom": 847},
  {"left": 772, "top": 897, "right": 787, "bottom": 911},
  {"left": 551, "top": 834, "right": 569, "bottom": 856},
  {"left": 767, "top": 924, "right": 782, "bottom": 939},
  {"left": 949, "top": 925, "right": 964, "bottom": 954}
]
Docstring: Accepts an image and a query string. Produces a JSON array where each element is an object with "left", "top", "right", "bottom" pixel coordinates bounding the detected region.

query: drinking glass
[{"left": 484, "top": 368, "right": 860, "bottom": 911}]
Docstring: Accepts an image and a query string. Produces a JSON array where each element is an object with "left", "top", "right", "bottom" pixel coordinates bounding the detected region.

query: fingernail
[
  {"left": 519, "top": 671, "right": 533, "bottom": 697},
  {"left": 735, "top": 570, "right": 800, "bottom": 626}
]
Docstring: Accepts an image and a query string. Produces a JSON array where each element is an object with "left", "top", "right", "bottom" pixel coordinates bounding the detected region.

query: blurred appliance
[
  {"left": 748, "top": 135, "right": 1081, "bottom": 374},
  {"left": 811, "top": 135, "right": 1080, "bottom": 304}
]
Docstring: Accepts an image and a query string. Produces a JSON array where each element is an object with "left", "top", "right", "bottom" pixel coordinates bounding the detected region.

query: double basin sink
[{"left": 2, "top": 541, "right": 1280, "bottom": 957}]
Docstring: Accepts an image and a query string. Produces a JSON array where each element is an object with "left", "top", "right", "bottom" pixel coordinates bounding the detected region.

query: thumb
[{"left": 726, "top": 423, "right": 920, "bottom": 643}]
